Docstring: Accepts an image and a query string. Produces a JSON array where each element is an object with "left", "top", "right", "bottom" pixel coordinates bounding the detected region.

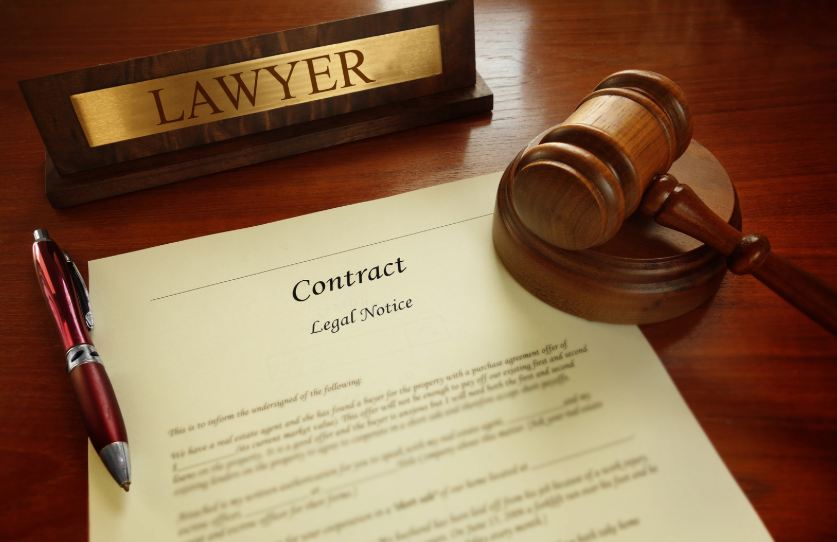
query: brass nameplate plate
[{"left": 71, "top": 26, "right": 442, "bottom": 147}]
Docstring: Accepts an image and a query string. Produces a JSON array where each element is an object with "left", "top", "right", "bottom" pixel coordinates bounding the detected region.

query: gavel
[{"left": 495, "top": 70, "right": 837, "bottom": 335}]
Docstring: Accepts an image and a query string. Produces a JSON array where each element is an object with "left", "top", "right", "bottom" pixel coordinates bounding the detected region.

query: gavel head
[{"left": 511, "top": 70, "right": 693, "bottom": 250}]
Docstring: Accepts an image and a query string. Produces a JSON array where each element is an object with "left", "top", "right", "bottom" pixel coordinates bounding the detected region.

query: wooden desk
[{"left": 1, "top": 1, "right": 835, "bottom": 540}]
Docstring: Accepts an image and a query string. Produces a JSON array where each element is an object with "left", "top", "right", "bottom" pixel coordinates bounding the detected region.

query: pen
[{"left": 32, "top": 229, "right": 131, "bottom": 491}]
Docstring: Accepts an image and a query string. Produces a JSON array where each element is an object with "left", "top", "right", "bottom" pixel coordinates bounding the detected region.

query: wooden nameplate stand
[
  {"left": 19, "top": 0, "right": 492, "bottom": 208},
  {"left": 493, "top": 70, "right": 837, "bottom": 333},
  {"left": 42, "top": 78, "right": 492, "bottom": 208}
]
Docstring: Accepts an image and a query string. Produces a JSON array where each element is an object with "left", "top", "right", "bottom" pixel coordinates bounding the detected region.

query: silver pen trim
[
  {"left": 99, "top": 441, "right": 131, "bottom": 491},
  {"left": 66, "top": 344, "right": 103, "bottom": 373}
]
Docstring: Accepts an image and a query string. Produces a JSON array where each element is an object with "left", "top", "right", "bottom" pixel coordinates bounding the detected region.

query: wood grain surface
[{"left": 1, "top": 1, "right": 836, "bottom": 541}]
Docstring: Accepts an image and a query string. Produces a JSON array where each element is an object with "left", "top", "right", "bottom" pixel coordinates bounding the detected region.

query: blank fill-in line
[
  {"left": 326, "top": 467, "right": 399, "bottom": 492},
  {"left": 246, "top": 468, "right": 399, "bottom": 518},
  {"left": 175, "top": 451, "right": 240, "bottom": 472},
  {"left": 151, "top": 213, "right": 493, "bottom": 301},
  {"left": 506, "top": 403, "right": 576, "bottom": 426},
  {"left": 531, "top": 435, "right": 635, "bottom": 471},
  {"left": 245, "top": 494, "right": 312, "bottom": 519}
]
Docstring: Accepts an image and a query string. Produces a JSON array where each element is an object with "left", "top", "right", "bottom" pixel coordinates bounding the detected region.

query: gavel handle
[{"left": 640, "top": 174, "right": 837, "bottom": 336}]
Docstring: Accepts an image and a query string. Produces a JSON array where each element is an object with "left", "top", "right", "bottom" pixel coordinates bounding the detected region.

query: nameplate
[
  {"left": 72, "top": 26, "right": 443, "bottom": 147},
  {"left": 19, "top": 0, "right": 492, "bottom": 208},
  {"left": 20, "top": 0, "right": 478, "bottom": 176}
]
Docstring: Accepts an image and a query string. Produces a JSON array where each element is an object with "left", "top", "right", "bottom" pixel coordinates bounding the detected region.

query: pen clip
[{"left": 63, "top": 250, "right": 94, "bottom": 331}]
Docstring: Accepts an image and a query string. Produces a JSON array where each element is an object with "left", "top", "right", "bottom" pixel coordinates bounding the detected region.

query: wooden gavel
[{"left": 499, "top": 70, "right": 837, "bottom": 335}]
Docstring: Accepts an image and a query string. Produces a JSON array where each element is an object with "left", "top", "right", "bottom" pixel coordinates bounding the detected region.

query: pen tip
[{"left": 122, "top": 482, "right": 130, "bottom": 492}]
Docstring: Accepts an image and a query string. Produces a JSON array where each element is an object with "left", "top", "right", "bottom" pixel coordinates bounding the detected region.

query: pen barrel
[
  {"left": 70, "top": 362, "right": 128, "bottom": 452},
  {"left": 33, "top": 239, "right": 91, "bottom": 351}
]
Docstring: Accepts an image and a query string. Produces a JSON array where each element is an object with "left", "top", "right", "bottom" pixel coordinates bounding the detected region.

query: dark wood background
[{"left": 1, "top": 0, "right": 835, "bottom": 540}]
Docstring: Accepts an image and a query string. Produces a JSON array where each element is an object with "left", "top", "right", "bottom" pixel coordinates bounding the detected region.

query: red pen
[{"left": 32, "top": 229, "right": 131, "bottom": 491}]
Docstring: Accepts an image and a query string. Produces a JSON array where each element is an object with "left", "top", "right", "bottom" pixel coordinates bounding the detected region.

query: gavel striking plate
[{"left": 493, "top": 70, "right": 837, "bottom": 334}]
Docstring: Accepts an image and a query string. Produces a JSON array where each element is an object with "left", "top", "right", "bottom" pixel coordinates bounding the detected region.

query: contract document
[{"left": 88, "top": 173, "right": 773, "bottom": 542}]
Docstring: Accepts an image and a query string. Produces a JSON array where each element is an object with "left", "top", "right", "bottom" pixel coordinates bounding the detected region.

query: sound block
[{"left": 493, "top": 139, "right": 741, "bottom": 324}]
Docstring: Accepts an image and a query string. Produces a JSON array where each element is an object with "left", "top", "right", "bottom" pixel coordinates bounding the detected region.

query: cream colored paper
[{"left": 89, "top": 173, "right": 772, "bottom": 542}]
